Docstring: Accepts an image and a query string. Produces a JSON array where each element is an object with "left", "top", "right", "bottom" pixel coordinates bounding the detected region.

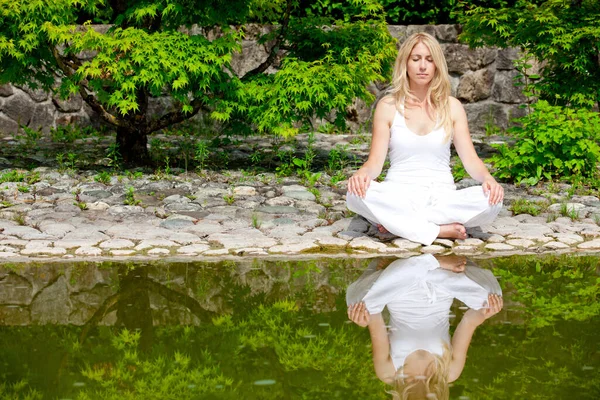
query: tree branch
[
  {"left": 51, "top": 45, "right": 130, "bottom": 128},
  {"left": 241, "top": 0, "right": 293, "bottom": 80},
  {"left": 147, "top": 97, "right": 208, "bottom": 133}
]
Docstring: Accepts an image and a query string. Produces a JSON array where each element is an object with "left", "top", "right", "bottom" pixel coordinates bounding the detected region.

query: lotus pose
[
  {"left": 346, "top": 254, "right": 503, "bottom": 399},
  {"left": 346, "top": 32, "right": 503, "bottom": 245}
]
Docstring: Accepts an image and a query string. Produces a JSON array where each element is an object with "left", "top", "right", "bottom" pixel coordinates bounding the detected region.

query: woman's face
[{"left": 406, "top": 42, "right": 436, "bottom": 86}]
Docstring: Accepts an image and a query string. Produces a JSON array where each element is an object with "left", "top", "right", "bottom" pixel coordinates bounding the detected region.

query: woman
[
  {"left": 346, "top": 254, "right": 503, "bottom": 399},
  {"left": 346, "top": 32, "right": 503, "bottom": 246}
]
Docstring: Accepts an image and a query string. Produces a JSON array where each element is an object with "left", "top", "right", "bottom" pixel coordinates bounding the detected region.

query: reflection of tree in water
[{"left": 0, "top": 255, "right": 598, "bottom": 399}]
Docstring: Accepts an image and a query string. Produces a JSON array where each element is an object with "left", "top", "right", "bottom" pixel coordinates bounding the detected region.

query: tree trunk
[{"left": 116, "top": 126, "right": 151, "bottom": 166}]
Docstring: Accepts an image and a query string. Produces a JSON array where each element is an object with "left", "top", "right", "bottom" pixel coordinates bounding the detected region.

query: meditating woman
[
  {"left": 346, "top": 32, "right": 503, "bottom": 246},
  {"left": 346, "top": 254, "right": 503, "bottom": 399}
]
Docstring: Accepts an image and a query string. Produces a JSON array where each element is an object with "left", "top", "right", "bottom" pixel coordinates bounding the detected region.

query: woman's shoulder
[
  {"left": 448, "top": 96, "right": 467, "bottom": 120},
  {"left": 374, "top": 95, "right": 398, "bottom": 124},
  {"left": 378, "top": 95, "right": 397, "bottom": 110}
]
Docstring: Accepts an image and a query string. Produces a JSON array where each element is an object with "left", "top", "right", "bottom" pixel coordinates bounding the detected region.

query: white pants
[{"left": 346, "top": 182, "right": 501, "bottom": 246}]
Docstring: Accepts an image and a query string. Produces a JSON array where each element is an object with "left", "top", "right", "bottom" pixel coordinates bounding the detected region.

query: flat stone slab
[
  {"left": 176, "top": 244, "right": 210, "bottom": 254},
  {"left": 485, "top": 243, "right": 515, "bottom": 251},
  {"left": 269, "top": 241, "right": 319, "bottom": 254},
  {"left": 543, "top": 241, "right": 570, "bottom": 250},
  {"left": 349, "top": 237, "right": 388, "bottom": 251},
  {"left": 99, "top": 239, "right": 135, "bottom": 249},
  {"left": 505, "top": 239, "right": 536, "bottom": 248},
  {"left": 421, "top": 245, "right": 446, "bottom": 254},
  {"left": 578, "top": 239, "right": 600, "bottom": 250},
  {"left": 75, "top": 247, "right": 102, "bottom": 256}
]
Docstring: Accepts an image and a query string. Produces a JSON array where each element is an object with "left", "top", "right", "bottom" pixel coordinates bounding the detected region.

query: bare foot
[
  {"left": 377, "top": 224, "right": 389, "bottom": 234},
  {"left": 438, "top": 223, "right": 467, "bottom": 240},
  {"left": 435, "top": 255, "right": 467, "bottom": 273}
]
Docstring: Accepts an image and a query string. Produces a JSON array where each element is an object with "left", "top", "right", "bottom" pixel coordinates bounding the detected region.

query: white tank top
[{"left": 386, "top": 108, "right": 455, "bottom": 190}]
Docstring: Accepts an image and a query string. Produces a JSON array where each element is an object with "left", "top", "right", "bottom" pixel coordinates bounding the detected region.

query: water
[{"left": 0, "top": 255, "right": 598, "bottom": 399}]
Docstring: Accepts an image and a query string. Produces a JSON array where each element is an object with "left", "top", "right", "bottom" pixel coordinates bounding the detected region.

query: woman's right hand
[
  {"left": 347, "top": 171, "right": 372, "bottom": 198},
  {"left": 347, "top": 302, "right": 370, "bottom": 327}
]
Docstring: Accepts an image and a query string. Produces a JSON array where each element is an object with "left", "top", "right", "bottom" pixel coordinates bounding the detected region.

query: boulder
[{"left": 457, "top": 68, "right": 494, "bottom": 103}]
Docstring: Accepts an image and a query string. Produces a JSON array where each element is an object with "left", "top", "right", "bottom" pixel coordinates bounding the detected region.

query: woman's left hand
[{"left": 482, "top": 177, "right": 504, "bottom": 205}]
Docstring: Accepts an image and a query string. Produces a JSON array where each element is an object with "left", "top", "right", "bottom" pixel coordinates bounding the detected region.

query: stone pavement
[{"left": 1, "top": 167, "right": 599, "bottom": 262}]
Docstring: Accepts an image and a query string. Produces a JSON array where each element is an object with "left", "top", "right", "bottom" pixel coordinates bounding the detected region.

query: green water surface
[{"left": 0, "top": 255, "right": 598, "bottom": 400}]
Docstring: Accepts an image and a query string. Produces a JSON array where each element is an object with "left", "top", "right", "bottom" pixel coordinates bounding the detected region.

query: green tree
[
  {"left": 0, "top": 0, "right": 395, "bottom": 165},
  {"left": 458, "top": 0, "right": 600, "bottom": 107}
]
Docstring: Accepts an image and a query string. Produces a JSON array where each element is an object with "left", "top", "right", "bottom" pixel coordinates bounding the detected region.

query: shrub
[{"left": 489, "top": 101, "right": 600, "bottom": 185}]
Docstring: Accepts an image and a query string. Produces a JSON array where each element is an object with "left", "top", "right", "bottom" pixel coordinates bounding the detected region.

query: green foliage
[
  {"left": 508, "top": 198, "right": 548, "bottom": 216},
  {"left": 124, "top": 186, "right": 141, "bottom": 206},
  {"left": 0, "top": 0, "right": 396, "bottom": 164},
  {"left": 459, "top": 0, "right": 600, "bottom": 107},
  {"left": 94, "top": 170, "right": 112, "bottom": 185},
  {"left": 489, "top": 101, "right": 600, "bottom": 185},
  {"left": 451, "top": 155, "right": 467, "bottom": 181},
  {"left": 0, "top": 170, "right": 26, "bottom": 183}
]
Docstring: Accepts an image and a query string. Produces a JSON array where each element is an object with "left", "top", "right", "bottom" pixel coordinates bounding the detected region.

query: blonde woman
[
  {"left": 346, "top": 32, "right": 503, "bottom": 245},
  {"left": 346, "top": 254, "right": 503, "bottom": 399}
]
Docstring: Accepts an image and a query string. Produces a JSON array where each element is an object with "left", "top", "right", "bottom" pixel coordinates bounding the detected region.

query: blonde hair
[
  {"left": 389, "top": 344, "right": 452, "bottom": 400},
  {"left": 389, "top": 32, "right": 453, "bottom": 141}
]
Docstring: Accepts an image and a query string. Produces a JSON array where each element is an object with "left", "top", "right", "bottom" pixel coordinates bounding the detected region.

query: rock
[
  {"left": 392, "top": 239, "right": 423, "bottom": 250},
  {"left": 337, "top": 230, "right": 366, "bottom": 240},
  {"left": 38, "top": 222, "right": 75, "bottom": 238},
  {"left": 52, "top": 94, "right": 83, "bottom": 112},
  {"left": 433, "top": 239, "right": 454, "bottom": 248},
  {"left": 98, "top": 239, "right": 135, "bottom": 249},
  {"left": 159, "top": 219, "right": 196, "bottom": 230},
  {"left": 463, "top": 102, "right": 509, "bottom": 134},
  {"left": 203, "top": 249, "right": 230, "bottom": 256},
  {"left": 108, "top": 205, "right": 144, "bottom": 214},
  {"left": 453, "top": 246, "right": 481, "bottom": 254},
  {"left": 496, "top": 47, "right": 520, "bottom": 70},
  {"left": 552, "top": 233, "right": 583, "bottom": 245},
  {"left": 492, "top": 70, "right": 528, "bottom": 104},
  {"left": 233, "top": 186, "right": 257, "bottom": 196},
  {"left": 135, "top": 239, "right": 179, "bottom": 250},
  {"left": 577, "top": 239, "right": 600, "bottom": 249},
  {"left": 147, "top": 248, "right": 171, "bottom": 256},
  {"left": 543, "top": 241, "right": 570, "bottom": 250},
  {"left": 255, "top": 206, "right": 299, "bottom": 214},
  {"left": 3, "top": 226, "right": 53, "bottom": 240},
  {"left": 0, "top": 273, "right": 33, "bottom": 304},
  {"left": 30, "top": 276, "right": 70, "bottom": 324},
  {"left": 265, "top": 196, "right": 295, "bottom": 207},
  {"left": 0, "top": 113, "right": 18, "bottom": 134},
  {"left": 0, "top": 84, "right": 14, "bottom": 97},
  {"left": 29, "top": 103, "right": 55, "bottom": 133},
  {"left": 234, "top": 247, "right": 268, "bottom": 256},
  {"left": 295, "top": 200, "right": 325, "bottom": 215},
  {"left": 456, "top": 238, "right": 484, "bottom": 246},
  {"left": 2, "top": 91, "right": 35, "bottom": 124},
  {"left": 15, "top": 84, "right": 48, "bottom": 102},
  {"left": 176, "top": 244, "right": 211, "bottom": 254},
  {"left": 505, "top": 238, "right": 536, "bottom": 248},
  {"left": 485, "top": 243, "right": 515, "bottom": 251},
  {"left": 163, "top": 194, "right": 191, "bottom": 204},
  {"left": 421, "top": 244, "right": 446, "bottom": 254},
  {"left": 349, "top": 236, "right": 388, "bottom": 251},
  {"left": 110, "top": 250, "right": 136, "bottom": 256},
  {"left": 285, "top": 191, "right": 316, "bottom": 201},
  {"left": 207, "top": 229, "right": 277, "bottom": 249},
  {"left": 315, "top": 236, "right": 347, "bottom": 247},
  {"left": 269, "top": 240, "right": 319, "bottom": 253},
  {"left": 75, "top": 246, "right": 102, "bottom": 256},
  {"left": 457, "top": 68, "right": 494, "bottom": 103},
  {"left": 87, "top": 201, "right": 111, "bottom": 211},
  {"left": 434, "top": 24, "right": 459, "bottom": 42}
]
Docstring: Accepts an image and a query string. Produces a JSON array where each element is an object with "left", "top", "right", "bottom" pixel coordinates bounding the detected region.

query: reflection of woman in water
[{"left": 346, "top": 254, "right": 503, "bottom": 399}]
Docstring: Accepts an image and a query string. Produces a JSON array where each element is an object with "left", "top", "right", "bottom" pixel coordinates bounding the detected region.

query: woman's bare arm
[
  {"left": 450, "top": 97, "right": 504, "bottom": 205},
  {"left": 369, "top": 313, "right": 396, "bottom": 383},
  {"left": 347, "top": 96, "right": 396, "bottom": 198}
]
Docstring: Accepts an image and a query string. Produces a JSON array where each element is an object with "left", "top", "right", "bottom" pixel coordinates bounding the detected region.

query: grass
[
  {"left": 509, "top": 198, "right": 549, "bottom": 216},
  {"left": 223, "top": 194, "right": 235, "bottom": 205},
  {"left": 251, "top": 213, "right": 261, "bottom": 229},
  {"left": 124, "top": 186, "right": 142, "bottom": 206}
]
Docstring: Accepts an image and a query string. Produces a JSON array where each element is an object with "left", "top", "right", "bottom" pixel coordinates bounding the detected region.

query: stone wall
[{"left": 0, "top": 24, "right": 527, "bottom": 138}]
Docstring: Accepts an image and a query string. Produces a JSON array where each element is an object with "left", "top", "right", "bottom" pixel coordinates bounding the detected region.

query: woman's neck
[{"left": 408, "top": 83, "right": 429, "bottom": 104}]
